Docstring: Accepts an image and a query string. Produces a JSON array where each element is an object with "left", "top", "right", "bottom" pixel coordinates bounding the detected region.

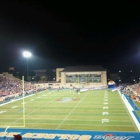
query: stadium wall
[
  {"left": 0, "top": 72, "right": 20, "bottom": 80},
  {"left": 33, "top": 83, "right": 107, "bottom": 89},
  {"left": 118, "top": 91, "right": 140, "bottom": 131}
]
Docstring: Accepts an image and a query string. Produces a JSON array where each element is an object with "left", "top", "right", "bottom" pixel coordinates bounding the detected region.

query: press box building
[{"left": 56, "top": 65, "right": 107, "bottom": 88}]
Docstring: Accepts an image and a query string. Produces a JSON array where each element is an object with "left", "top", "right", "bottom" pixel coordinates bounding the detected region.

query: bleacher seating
[
  {"left": 122, "top": 83, "right": 140, "bottom": 103},
  {"left": 0, "top": 75, "right": 46, "bottom": 103}
]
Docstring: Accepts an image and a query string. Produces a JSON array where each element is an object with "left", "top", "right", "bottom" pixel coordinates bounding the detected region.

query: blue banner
[{"left": 0, "top": 128, "right": 140, "bottom": 140}]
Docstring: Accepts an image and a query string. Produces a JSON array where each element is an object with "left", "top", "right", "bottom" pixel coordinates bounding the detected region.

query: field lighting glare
[
  {"left": 23, "top": 51, "right": 32, "bottom": 81},
  {"left": 23, "top": 51, "right": 32, "bottom": 58}
]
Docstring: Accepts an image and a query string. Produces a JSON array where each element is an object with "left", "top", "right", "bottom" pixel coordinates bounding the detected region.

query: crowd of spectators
[
  {"left": 121, "top": 83, "right": 140, "bottom": 103},
  {"left": 0, "top": 76, "right": 46, "bottom": 103},
  {"left": 126, "top": 83, "right": 140, "bottom": 95}
]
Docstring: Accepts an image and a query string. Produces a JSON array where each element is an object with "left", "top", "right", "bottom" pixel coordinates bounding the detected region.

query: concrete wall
[
  {"left": 56, "top": 68, "right": 64, "bottom": 82},
  {"left": 0, "top": 72, "right": 20, "bottom": 80},
  {"left": 61, "top": 72, "right": 66, "bottom": 84},
  {"left": 33, "top": 82, "right": 107, "bottom": 89},
  {"left": 3, "top": 72, "right": 13, "bottom": 77},
  {"left": 102, "top": 71, "right": 107, "bottom": 86}
]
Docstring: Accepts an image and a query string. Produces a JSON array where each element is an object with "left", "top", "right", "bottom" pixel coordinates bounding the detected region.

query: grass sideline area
[{"left": 0, "top": 89, "right": 138, "bottom": 132}]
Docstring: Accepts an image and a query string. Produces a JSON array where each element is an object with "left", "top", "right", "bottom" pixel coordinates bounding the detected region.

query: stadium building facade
[{"left": 56, "top": 65, "right": 107, "bottom": 88}]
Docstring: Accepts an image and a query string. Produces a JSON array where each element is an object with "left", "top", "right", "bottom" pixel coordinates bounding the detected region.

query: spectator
[{"left": 13, "top": 134, "right": 22, "bottom": 140}]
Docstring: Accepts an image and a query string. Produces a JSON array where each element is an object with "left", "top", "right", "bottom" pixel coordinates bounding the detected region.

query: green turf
[{"left": 0, "top": 89, "right": 138, "bottom": 132}]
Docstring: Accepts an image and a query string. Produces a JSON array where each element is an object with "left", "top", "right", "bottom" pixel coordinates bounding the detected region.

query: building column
[
  {"left": 61, "top": 72, "right": 66, "bottom": 84},
  {"left": 102, "top": 71, "right": 107, "bottom": 86}
]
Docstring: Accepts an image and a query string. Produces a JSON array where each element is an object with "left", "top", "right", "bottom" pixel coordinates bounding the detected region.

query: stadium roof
[{"left": 62, "top": 65, "right": 106, "bottom": 72}]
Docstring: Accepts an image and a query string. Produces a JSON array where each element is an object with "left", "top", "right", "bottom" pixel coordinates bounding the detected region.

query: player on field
[{"left": 58, "top": 87, "right": 60, "bottom": 92}]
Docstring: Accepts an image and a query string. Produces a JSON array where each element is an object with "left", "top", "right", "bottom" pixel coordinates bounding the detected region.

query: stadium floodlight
[
  {"left": 23, "top": 51, "right": 32, "bottom": 81},
  {"left": 23, "top": 51, "right": 32, "bottom": 58}
]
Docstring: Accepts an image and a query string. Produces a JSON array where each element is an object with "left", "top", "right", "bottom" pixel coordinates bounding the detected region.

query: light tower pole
[{"left": 23, "top": 51, "right": 32, "bottom": 81}]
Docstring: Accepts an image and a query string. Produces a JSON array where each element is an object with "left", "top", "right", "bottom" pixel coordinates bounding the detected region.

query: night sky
[{"left": 1, "top": 1, "right": 140, "bottom": 73}]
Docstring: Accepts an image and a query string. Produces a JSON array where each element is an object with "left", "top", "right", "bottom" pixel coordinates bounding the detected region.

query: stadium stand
[
  {"left": 0, "top": 75, "right": 46, "bottom": 103},
  {"left": 121, "top": 83, "right": 140, "bottom": 103}
]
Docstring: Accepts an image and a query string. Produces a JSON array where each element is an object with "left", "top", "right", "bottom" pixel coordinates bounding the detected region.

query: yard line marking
[
  {"left": 2, "top": 90, "right": 135, "bottom": 130},
  {"left": 9, "top": 98, "right": 56, "bottom": 126},
  {"left": 0, "top": 110, "right": 6, "bottom": 114},
  {"left": 56, "top": 92, "right": 89, "bottom": 129},
  {"left": 30, "top": 99, "right": 35, "bottom": 101},
  {"left": 11, "top": 106, "right": 18, "bottom": 108}
]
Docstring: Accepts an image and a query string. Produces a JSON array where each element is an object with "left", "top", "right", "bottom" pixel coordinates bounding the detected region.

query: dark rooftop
[{"left": 62, "top": 65, "right": 106, "bottom": 72}]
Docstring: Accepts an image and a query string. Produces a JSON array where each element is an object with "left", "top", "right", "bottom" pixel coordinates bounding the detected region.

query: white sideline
[
  {"left": 118, "top": 91, "right": 140, "bottom": 131},
  {"left": 0, "top": 90, "right": 46, "bottom": 107},
  {"left": 80, "top": 89, "right": 88, "bottom": 92}
]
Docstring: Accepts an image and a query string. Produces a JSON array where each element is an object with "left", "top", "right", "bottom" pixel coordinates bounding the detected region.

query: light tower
[{"left": 23, "top": 51, "right": 32, "bottom": 81}]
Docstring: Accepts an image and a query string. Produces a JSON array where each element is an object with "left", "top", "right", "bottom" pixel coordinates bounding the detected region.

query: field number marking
[
  {"left": 103, "top": 102, "right": 108, "bottom": 105},
  {"left": 101, "top": 119, "right": 109, "bottom": 123},
  {"left": 102, "top": 112, "right": 109, "bottom": 115},
  {"left": 103, "top": 107, "right": 108, "bottom": 109}
]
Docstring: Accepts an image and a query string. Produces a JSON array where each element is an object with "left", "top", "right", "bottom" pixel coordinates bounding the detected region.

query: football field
[{"left": 0, "top": 89, "right": 138, "bottom": 132}]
